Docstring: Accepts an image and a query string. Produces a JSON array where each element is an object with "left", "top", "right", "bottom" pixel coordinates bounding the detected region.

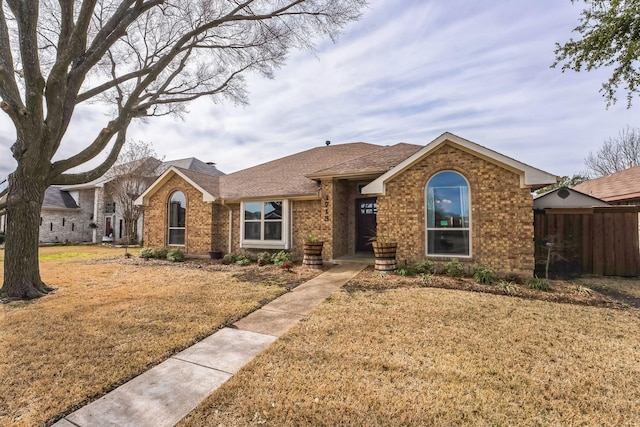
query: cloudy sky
[{"left": 0, "top": 0, "right": 637, "bottom": 180}]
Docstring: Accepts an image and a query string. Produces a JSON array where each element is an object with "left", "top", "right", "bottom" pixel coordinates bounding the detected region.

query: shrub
[
  {"left": 139, "top": 247, "right": 168, "bottom": 260},
  {"left": 235, "top": 253, "right": 254, "bottom": 266},
  {"left": 154, "top": 248, "right": 168, "bottom": 259},
  {"left": 166, "top": 248, "right": 185, "bottom": 262},
  {"left": 496, "top": 280, "right": 518, "bottom": 295},
  {"left": 395, "top": 266, "right": 415, "bottom": 276},
  {"left": 257, "top": 251, "right": 273, "bottom": 266},
  {"left": 528, "top": 276, "right": 551, "bottom": 292},
  {"left": 443, "top": 258, "right": 464, "bottom": 277},
  {"left": 414, "top": 259, "right": 435, "bottom": 274},
  {"left": 473, "top": 264, "right": 498, "bottom": 284},
  {"left": 222, "top": 253, "right": 237, "bottom": 265},
  {"left": 271, "top": 250, "right": 292, "bottom": 267},
  {"left": 419, "top": 273, "right": 433, "bottom": 286},
  {"left": 575, "top": 285, "right": 593, "bottom": 296},
  {"left": 139, "top": 248, "right": 154, "bottom": 259}
]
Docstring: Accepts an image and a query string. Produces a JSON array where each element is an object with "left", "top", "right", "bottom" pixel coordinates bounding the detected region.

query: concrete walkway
[{"left": 53, "top": 263, "right": 367, "bottom": 427}]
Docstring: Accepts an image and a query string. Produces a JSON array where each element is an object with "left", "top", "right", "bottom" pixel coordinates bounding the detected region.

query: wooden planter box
[
  {"left": 303, "top": 241, "right": 324, "bottom": 269},
  {"left": 372, "top": 242, "right": 397, "bottom": 271}
]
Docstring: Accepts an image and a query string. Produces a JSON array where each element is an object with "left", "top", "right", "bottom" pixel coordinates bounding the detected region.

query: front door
[
  {"left": 356, "top": 197, "right": 377, "bottom": 252},
  {"left": 104, "top": 217, "right": 112, "bottom": 238}
]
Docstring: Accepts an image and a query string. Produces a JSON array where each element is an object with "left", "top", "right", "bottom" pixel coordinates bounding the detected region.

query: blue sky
[{"left": 0, "top": 0, "right": 638, "bottom": 180}]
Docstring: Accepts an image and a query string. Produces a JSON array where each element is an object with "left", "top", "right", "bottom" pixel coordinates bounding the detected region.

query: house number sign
[{"left": 324, "top": 194, "right": 330, "bottom": 222}]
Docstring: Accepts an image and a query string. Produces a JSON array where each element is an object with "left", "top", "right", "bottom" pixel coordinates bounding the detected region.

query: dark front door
[{"left": 356, "top": 197, "right": 377, "bottom": 252}]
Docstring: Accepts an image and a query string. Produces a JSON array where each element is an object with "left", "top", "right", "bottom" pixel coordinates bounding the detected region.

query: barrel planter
[
  {"left": 303, "top": 241, "right": 324, "bottom": 269},
  {"left": 372, "top": 241, "right": 397, "bottom": 271}
]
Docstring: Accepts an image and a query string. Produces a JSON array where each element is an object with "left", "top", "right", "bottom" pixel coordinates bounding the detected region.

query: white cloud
[{"left": 0, "top": 0, "right": 637, "bottom": 179}]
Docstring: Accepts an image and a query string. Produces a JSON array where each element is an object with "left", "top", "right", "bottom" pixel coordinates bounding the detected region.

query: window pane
[
  {"left": 169, "top": 229, "right": 185, "bottom": 245},
  {"left": 244, "top": 202, "right": 262, "bottom": 220},
  {"left": 432, "top": 187, "right": 467, "bottom": 228},
  {"left": 264, "top": 221, "right": 282, "bottom": 240},
  {"left": 429, "top": 171, "right": 467, "bottom": 187},
  {"left": 264, "top": 201, "right": 282, "bottom": 220},
  {"left": 244, "top": 222, "right": 261, "bottom": 240},
  {"left": 426, "top": 172, "right": 470, "bottom": 256},
  {"left": 427, "top": 230, "right": 469, "bottom": 255},
  {"left": 169, "top": 192, "right": 186, "bottom": 227}
]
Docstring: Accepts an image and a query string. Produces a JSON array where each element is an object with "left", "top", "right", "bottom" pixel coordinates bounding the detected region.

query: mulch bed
[
  {"left": 83, "top": 255, "right": 638, "bottom": 312},
  {"left": 345, "top": 267, "right": 637, "bottom": 312}
]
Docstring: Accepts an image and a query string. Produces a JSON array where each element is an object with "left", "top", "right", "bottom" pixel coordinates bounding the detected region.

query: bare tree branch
[
  {"left": 51, "top": 126, "right": 130, "bottom": 185},
  {"left": 585, "top": 126, "right": 640, "bottom": 177}
]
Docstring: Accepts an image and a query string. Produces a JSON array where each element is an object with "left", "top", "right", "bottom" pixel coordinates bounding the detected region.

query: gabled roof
[
  {"left": 159, "top": 158, "right": 225, "bottom": 177},
  {"left": 43, "top": 186, "right": 80, "bottom": 209},
  {"left": 533, "top": 187, "right": 609, "bottom": 209},
  {"left": 60, "top": 157, "right": 224, "bottom": 191},
  {"left": 135, "top": 166, "right": 221, "bottom": 206},
  {"left": 218, "top": 142, "right": 383, "bottom": 200},
  {"left": 306, "top": 143, "right": 423, "bottom": 180},
  {"left": 362, "top": 132, "right": 557, "bottom": 195},
  {"left": 573, "top": 165, "right": 640, "bottom": 202}
]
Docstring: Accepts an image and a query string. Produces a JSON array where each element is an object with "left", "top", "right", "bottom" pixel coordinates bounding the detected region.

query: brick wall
[
  {"left": 379, "top": 144, "right": 535, "bottom": 276},
  {"left": 291, "top": 199, "right": 325, "bottom": 259},
  {"left": 39, "top": 188, "right": 95, "bottom": 243},
  {"left": 142, "top": 174, "right": 213, "bottom": 254}
]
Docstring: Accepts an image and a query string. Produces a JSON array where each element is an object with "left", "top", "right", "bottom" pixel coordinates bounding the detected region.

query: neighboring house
[
  {"left": 31, "top": 158, "right": 223, "bottom": 244},
  {"left": 533, "top": 187, "right": 610, "bottom": 209},
  {"left": 573, "top": 165, "right": 640, "bottom": 205},
  {"left": 136, "top": 133, "right": 557, "bottom": 276}
]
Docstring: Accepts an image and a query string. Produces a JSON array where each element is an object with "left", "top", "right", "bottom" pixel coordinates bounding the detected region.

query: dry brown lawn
[
  {"left": 181, "top": 270, "right": 640, "bottom": 427},
  {"left": 0, "top": 245, "right": 319, "bottom": 427}
]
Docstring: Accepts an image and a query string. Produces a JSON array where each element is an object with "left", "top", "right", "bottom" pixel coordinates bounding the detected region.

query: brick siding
[
  {"left": 378, "top": 144, "right": 534, "bottom": 276},
  {"left": 142, "top": 174, "right": 213, "bottom": 254}
]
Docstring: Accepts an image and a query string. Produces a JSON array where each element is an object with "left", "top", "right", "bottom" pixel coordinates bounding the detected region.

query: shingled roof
[
  {"left": 218, "top": 142, "right": 385, "bottom": 200},
  {"left": 160, "top": 158, "right": 225, "bottom": 177},
  {"left": 43, "top": 186, "right": 80, "bottom": 209},
  {"left": 573, "top": 166, "right": 640, "bottom": 202},
  {"left": 306, "top": 143, "right": 423, "bottom": 179}
]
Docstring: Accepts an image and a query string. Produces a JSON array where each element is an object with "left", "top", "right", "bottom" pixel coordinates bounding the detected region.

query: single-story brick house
[{"left": 136, "top": 133, "right": 557, "bottom": 276}]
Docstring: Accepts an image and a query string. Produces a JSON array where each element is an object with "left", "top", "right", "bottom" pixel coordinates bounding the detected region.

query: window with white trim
[
  {"left": 168, "top": 191, "right": 186, "bottom": 245},
  {"left": 426, "top": 171, "right": 470, "bottom": 256},
  {"left": 241, "top": 201, "right": 287, "bottom": 248}
]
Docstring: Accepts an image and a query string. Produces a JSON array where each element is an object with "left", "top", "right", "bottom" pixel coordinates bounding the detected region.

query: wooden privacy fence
[{"left": 534, "top": 207, "right": 640, "bottom": 277}]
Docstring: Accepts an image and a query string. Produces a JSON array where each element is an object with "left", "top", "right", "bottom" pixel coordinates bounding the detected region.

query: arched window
[
  {"left": 426, "top": 171, "right": 470, "bottom": 256},
  {"left": 168, "top": 191, "right": 186, "bottom": 245}
]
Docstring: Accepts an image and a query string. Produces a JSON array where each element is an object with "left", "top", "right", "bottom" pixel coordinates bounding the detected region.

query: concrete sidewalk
[{"left": 53, "top": 263, "right": 367, "bottom": 427}]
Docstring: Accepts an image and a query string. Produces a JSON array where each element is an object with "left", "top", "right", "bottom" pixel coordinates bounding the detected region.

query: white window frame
[
  {"left": 425, "top": 171, "right": 472, "bottom": 258},
  {"left": 240, "top": 200, "right": 290, "bottom": 249},
  {"left": 168, "top": 191, "right": 186, "bottom": 247}
]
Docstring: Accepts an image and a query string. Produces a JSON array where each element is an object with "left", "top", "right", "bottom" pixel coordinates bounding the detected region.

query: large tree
[
  {"left": 554, "top": 0, "right": 640, "bottom": 107},
  {"left": 584, "top": 126, "right": 640, "bottom": 177},
  {"left": 0, "top": 0, "right": 366, "bottom": 300}
]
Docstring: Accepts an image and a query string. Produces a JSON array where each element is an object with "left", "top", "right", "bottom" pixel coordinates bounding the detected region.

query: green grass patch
[{"left": 39, "top": 252, "right": 98, "bottom": 261}]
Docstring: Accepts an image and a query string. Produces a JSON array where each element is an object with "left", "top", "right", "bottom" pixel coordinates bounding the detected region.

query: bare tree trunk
[{"left": 0, "top": 170, "right": 53, "bottom": 299}]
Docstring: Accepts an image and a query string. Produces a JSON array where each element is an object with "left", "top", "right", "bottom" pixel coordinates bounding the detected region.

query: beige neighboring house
[
  {"left": 137, "top": 133, "right": 557, "bottom": 277},
  {"left": 1, "top": 158, "right": 223, "bottom": 244},
  {"left": 573, "top": 165, "right": 640, "bottom": 205}
]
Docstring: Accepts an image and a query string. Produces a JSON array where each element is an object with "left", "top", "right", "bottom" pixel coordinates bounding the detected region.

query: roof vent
[
  {"left": 325, "top": 140, "right": 331, "bottom": 146},
  {"left": 206, "top": 162, "right": 216, "bottom": 166}
]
